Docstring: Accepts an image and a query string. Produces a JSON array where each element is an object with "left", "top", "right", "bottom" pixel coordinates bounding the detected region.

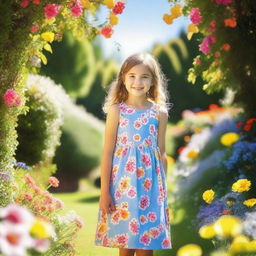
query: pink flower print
[
  {"left": 150, "top": 112, "right": 157, "bottom": 119},
  {"left": 143, "top": 178, "right": 152, "bottom": 191},
  {"left": 125, "top": 157, "right": 136, "bottom": 173},
  {"left": 144, "top": 137, "right": 152, "bottom": 146},
  {"left": 115, "top": 189, "right": 122, "bottom": 200},
  {"left": 136, "top": 167, "right": 145, "bottom": 179},
  {"left": 149, "top": 227, "right": 160, "bottom": 238},
  {"left": 122, "top": 147, "right": 128, "bottom": 157},
  {"left": 120, "top": 117, "right": 129, "bottom": 128},
  {"left": 138, "top": 145, "right": 143, "bottom": 151},
  {"left": 133, "top": 134, "right": 141, "bottom": 142},
  {"left": 120, "top": 132, "right": 128, "bottom": 145},
  {"left": 134, "top": 119, "right": 142, "bottom": 130},
  {"left": 149, "top": 124, "right": 157, "bottom": 136},
  {"left": 111, "top": 210, "right": 121, "bottom": 224},
  {"left": 129, "top": 218, "right": 139, "bottom": 235},
  {"left": 139, "top": 195, "right": 150, "bottom": 210},
  {"left": 155, "top": 165, "right": 160, "bottom": 174},
  {"left": 115, "top": 233, "right": 128, "bottom": 247},
  {"left": 103, "top": 235, "right": 109, "bottom": 246},
  {"left": 147, "top": 212, "right": 157, "bottom": 222},
  {"left": 157, "top": 224, "right": 164, "bottom": 233},
  {"left": 139, "top": 232, "right": 151, "bottom": 246},
  {"left": 139, "top": 215, "right": 148, "bottom": 224},
  {"left": 162, "top": 238, "right": 171, "bottom": 248},
  {"left": 141, "top": 116, "right": 149, "bottom": 125},
  {"left": 141, "top": 153, "right": 151, "bottom": 169},
  {"left": 157, "top": 195, "right": 164, "bottom": 205},
  {"left": 190, "top": 8, "right": 202, "bottom": 25},
  {"left": 127, "top": 187, "right": 137, "bottom": 198}
]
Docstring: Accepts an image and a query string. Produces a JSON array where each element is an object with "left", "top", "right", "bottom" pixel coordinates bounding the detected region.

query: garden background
[{"left": 0, "top": 0, "right": 255, "bottom": 255}]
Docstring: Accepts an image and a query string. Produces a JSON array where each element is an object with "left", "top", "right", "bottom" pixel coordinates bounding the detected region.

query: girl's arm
[
  {"left": 99, "top": 104, "right": 119, "bottom": 214},
  {"left": 158, "top": 109, "right": 168, "bottom": 175}
]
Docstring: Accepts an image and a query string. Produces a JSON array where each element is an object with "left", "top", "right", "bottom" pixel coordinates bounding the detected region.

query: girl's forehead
[{"left": 127, "top": 63, "right": 152, "bottom": 74}]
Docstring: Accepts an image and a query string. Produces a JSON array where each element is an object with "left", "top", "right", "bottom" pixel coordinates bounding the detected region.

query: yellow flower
[
  {"left": 119, "top": 176, "right": 130, "bottom": 191},
  {"left": 229, "top": 235, "right": 250, "bottom": 253},
  {"left": 167, "top": 156, "right": 174, "bottom": 165},
  {"left": 213, "top": 215, "right": 242, "bottom": 238},
  {"left": 30, "top": 218, "right": 52, "bottom": 239},
  {"left": 170, "top": 4, "right": 182, "bottom": 18},
  {"left": 187, "top": 150, "right": 198, "bottom": 159},
  {"left": 44, "top": 18, "right": 56, "bottom": 25},
  {"left": 220, "top": 132, "right": 239, "bottom": 146},
  {"left": 103, "top": 0, "right": 114, "bottom": 9},
  {"left": 187, "top": 24, "right": 199, "bottom": 40},
  {"left": 41, "top": 32, "right": 55, "bottom": 43},
  {"left": 243, "top": 198, "right": 256, "bottom": 207},
  {"left": 232, "top": 179, "right": 251, "bottom": 193},
  {"left": 163, "top": 14, "right": 174, "bottom": 25},
  {"left": 202, "top": 189, "right": 215, "bottom": 204},
  {"left": 199, "top": 224, "right": 216, "bottom": 239},
  {"left": 177, "top": 244, "right": 202, "bottom": 256},
  {"left": 247, "top": 240, "right": 256, "bottom": 252},
  {"left": 81, "top": 0, "right": 91, "bottom": 9},
  {"left": 109, "top": 12, "right": 119, "bottom": 26}
]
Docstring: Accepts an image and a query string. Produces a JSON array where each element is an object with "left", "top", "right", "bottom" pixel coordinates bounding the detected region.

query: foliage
[
  {"left": 16, "top": 74, "right": 63, "bottom": 166},
  {"left": 152, "top": 32, "right": 223, "bottom": 122},
  {"left": 167, "top": 0, "right": 256, "bottom": 116}
]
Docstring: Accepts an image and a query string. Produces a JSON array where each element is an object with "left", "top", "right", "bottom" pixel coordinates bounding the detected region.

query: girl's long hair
[{"left": 102, "top": 53, "right": 171, "bottom": 114}]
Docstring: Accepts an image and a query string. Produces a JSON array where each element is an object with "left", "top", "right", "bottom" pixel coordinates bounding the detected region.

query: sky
[{"left": 95, "top": 0, "right": 190, "bottom": 62}]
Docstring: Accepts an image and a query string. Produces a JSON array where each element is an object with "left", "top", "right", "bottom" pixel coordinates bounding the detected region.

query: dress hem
[{"left": 94, "top": 243, "right": 172, "bottom": 250}]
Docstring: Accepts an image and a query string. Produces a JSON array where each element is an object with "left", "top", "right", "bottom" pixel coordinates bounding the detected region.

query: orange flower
[
  {"left": 98, "top": 223, "right": 107, "bottom": 233},
  {"left": 100, "top": 27, "right": 113, "bottom": 38},
  {"left": 222, "top": 43, "right": 231, "bottom": 51},
  {"left": 120, "top": 209, "right": 130, "bottom": 220},
  {"left": 224, "top": 17, "right": 237, "bottom": 27},
  {"left": 163, "top": 14, "right": 174, "bottom": 24}
]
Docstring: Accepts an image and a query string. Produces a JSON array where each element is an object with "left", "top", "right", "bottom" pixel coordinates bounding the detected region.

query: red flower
[
  {"left": 30, "top": 25, "right": 39, "bottom": 33},
  {"left": 178, "top": 146, "right": 186, "bottom": 154},
  {"left": 243, "top": 124, "right": 252, "bottom": 131},
  {"left": 113, "top": 1, "right": 125, "bottom": 15},
  {"left": 20, "top": 0, "right": 29, "bottom": 7},
  {"left": 100, "top": 27, "right": 114, "bottom": 38},
  {"left": 33, "top": 0, "right": 40, "bottom": 4},
  {"left": 246, "top": 118, "right": 256, "bottom": 124},
  {"left": 236, "top": 121, "right": 243, "bottom": 129}
]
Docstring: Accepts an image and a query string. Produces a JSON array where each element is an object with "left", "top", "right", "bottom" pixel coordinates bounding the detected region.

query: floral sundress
[{"left": 94, "top": 101, "right": 172, "bottom": 249}]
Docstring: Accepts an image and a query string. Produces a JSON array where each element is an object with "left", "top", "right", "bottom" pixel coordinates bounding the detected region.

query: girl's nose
[{"left": 134, "top": 77, "right": 142, "bottom": 85}]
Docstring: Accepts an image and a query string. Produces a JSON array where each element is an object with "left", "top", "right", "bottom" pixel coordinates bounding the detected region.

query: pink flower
[
  {"left": 55, "top": 199, "right": 64, "bottom": 209},
  {"left": 23, "top": 193, "right": 33, "bottom": 201},
  {"left": 199, "top": 36, "right": 212, "bottom": 54},
  {"left": 74, "top": 217, "right": 84, "bottom": 228},
  {"left": 3, "top": 89, "right": 21, "bottom": 107},
  {"left": 48, "top": 176, "right": 59, "bottom": 187},
  {"left": 127, "top": 187, "right": 136, "bottom": 198},
  {"left": 147, "top": 212, "right": 157, "bottom": 222},
  {"left": 129, "top": 219, "right": 139, "bottom": 234},
  {"left": 20, "top": 0, "right": 29, "bottom": 7},
  {"left": 44, "top": 4, "right": 61, "bottom": 19},
  {"left": 141, "top": 153, "right": 151, "bottom": 168},
  {"left": 190, "top": 8, "right": 202, "bottom": 25},
  {"left": 139, "top": 232, "right": 151, "bottom": 246},
  {"left": 125, "top": 157, "right": 136, "bottom": 173},
  {"left": 139, "top": 215, "right": 148, "bottom": 224},
  {"left": 24, "top": 174, "right": 35, "bottom": 187},
  {"left": 139, "top": 195, "right": 150, "bottom": 210},
  {"left": 70, "top": 1, "right": 83, "bottom": 17},
  {"left": 30, "top": 25, "right": 39, "bottom": 33},
  {"left": 150, "top": 227, "right": 160, "bottom": 238},
  {"left": 115, "top": 233, "right": 128, "bottom": 246},
  {"left": 113, "top": 1, "right": 125, "bottom": 15},
  {"left": 162, "top": 238, "right": 171, "bottom": 248}
]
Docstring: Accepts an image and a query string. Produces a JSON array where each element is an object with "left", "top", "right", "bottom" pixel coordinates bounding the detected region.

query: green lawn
[{"left": 56, "top": 179, "right": 174, "bottom": 256}]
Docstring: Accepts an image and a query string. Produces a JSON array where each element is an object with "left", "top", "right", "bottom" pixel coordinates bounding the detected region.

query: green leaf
[
  {"left": 44, "top": 43, "right": 53, "bottom": 53},
  {"left": 38, "top": 52, "right": 47, "bottom": 65}
]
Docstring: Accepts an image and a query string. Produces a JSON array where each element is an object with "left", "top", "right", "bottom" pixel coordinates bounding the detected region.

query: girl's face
[{"left": 123, "top": 64, "right": 153, "bottom": 98}]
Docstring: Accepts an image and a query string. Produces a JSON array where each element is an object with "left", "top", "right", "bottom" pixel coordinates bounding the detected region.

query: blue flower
[{"left": 13, "top": 161, "right": 29, "bottom": 170}]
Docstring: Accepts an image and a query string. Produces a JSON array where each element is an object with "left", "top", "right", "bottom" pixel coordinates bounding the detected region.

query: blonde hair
[{"left": 102, "top": 53, "right": 171, "bottom": 114}]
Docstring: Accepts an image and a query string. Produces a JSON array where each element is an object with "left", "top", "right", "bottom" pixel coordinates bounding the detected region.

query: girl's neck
[{"left": 125, "top": 96, "right": 151, "bottom": 108}]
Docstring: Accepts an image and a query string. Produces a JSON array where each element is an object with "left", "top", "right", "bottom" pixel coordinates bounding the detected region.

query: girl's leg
[
  {"left": 119, "top": 248, "right": 136, "bottom": 256},
  {"left": 135, "top": 249, "right": 153, "bottom": 256}
]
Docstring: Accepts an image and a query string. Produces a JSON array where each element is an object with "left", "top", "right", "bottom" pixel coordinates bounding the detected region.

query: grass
[{"left": 56, "top": 178, "right": 175, "bottom": 256}]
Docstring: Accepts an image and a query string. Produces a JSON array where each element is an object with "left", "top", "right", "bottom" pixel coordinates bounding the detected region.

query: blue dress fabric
[{"left": 95, "top": 101, "right": 172, "bottom": 249}]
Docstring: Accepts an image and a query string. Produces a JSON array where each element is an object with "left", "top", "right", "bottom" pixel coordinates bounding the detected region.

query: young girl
[{"left": 95, "top": 53, "right": 172, "bottom": 256}]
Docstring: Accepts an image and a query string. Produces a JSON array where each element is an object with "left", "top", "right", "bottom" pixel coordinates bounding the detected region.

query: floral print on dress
[{"left": 95, "top": 101, "right": 172, "bottom": 249}]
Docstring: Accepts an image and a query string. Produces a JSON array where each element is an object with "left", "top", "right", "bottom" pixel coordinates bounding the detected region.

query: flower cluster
[
  {"left": 100, "top": 1, "right": 126, "bottom": 38},
  {"left": 0, "top": 204, "right": 55, "bottom": 256}
]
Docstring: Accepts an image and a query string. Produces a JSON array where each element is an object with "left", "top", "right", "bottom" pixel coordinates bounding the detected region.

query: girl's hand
[{"left": 99, "top": 193, "right": 116, "bottom": 214}]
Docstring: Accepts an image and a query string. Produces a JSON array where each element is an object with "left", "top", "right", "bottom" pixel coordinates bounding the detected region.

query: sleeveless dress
[{"left": 94, "top": 101, "right": 172, "bottom": 250}]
